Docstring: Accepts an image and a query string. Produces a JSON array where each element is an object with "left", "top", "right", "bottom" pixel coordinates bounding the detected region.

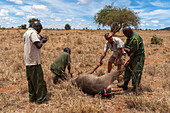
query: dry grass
[
  {"left": 125, "top": 92, "right": 170, "bottom": 113},
  {"left": 0, "top": 29, "right": 170, "bottom": 112}
]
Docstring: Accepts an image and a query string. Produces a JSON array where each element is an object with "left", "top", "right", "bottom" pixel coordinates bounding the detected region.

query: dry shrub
[
  {"left": 125, "top": 94, "right": 170, "bottom": 113},
  {"left": 76, "top": 38, "right": 83, "bottom": 45},
  {"left": 75, "top": 49, "right": 83, "bottom": 54},
  {"left": 151, "top": 35, "right": 163, "bottom": 45},
  {"left": 162, "top": 79, "right": 170, "bottom": 91}
]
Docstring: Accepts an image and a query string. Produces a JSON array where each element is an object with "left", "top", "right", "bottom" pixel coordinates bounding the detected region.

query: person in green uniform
[
  {"left": 118, "top": 26, "right": 145, "bottom": 92},
  {"left": 23, "top": 21, "right": 48, "bottom": 104},
  {"left": 51, "top": 48, "right": 72, "bottom": 84}
]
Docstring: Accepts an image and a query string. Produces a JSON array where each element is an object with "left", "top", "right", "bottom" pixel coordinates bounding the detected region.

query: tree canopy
[
  {"left": 65, "top": 24, "right": 71, "bottom": 30},
  {"left": 18, "top": 24, "right": 27, "bottom": 29},
  {"left": 94, "top": 4, "right": 140, "bottom": 35},
  {"left": 28, "top": 18, "right": 40, "bottom": 27}
]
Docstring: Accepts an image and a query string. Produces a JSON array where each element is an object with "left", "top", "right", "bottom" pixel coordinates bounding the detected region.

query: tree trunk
[{"left": 111, "top": 23, "right": 122, "bottom": 36}]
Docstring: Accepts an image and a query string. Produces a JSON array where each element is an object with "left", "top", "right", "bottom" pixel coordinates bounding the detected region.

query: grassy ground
[{"left": 0, "top": 29, "right": 169, "bottom": 113}]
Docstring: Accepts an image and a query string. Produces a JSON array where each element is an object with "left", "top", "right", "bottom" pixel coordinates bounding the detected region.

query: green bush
[
  {"left": 151, "top": 35, "right": 163, "bottom": 45},
  {"left": 65, "top": 24, "right": 71, "bottom": 30}
]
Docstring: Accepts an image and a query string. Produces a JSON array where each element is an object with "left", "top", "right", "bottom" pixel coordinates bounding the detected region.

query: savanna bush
[
  {"left": 151, "top": 35, "right": 163, "bottom": 45},
  {"left": 65, "top": 24, "right": 71, "bottom": 30}
]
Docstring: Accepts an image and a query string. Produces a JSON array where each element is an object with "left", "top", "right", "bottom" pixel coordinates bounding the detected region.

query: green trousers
[
  {"left": 50, "top": 67, "right": 67, "bottom": 81},
  {"left": 124, "top": 53, "right": 145, "bottom": 88},
  {"left": 26, "top": 64, "right": 47, "bottom": 103}
]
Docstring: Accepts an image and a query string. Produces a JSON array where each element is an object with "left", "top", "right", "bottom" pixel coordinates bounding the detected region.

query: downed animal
[{"left": 72, "top": 65, "right": 124, "bottom": 95}]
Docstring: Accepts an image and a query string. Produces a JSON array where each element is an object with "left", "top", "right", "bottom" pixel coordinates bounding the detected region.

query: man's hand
[
  {"left": 124, "top": 61, "right": 129, "bottom": 68},
  {"left": 97, "top": 61, "right": 103, "bottom": 66},
  {"left": 124, "top": 48, "right": 130, "bottom": 53},
  {"left": 114, "top": 59, "right": 118, "bottom": 66},
  {"left": 69, "top": 73, "right": 73, "bottom": 78},
  {"left": 40, "top": 36, "right": 48, "bottom": 43}
]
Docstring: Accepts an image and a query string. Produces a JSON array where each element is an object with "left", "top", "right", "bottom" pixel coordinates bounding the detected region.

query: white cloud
[
  {"left": 139, "top": 23, "right": 150, "bottom": 27},
  {"left": 19, "top": 6, "right": 33, "bottom": 12},
  {"left": 0, "top": 9, "right": 8, "bottom": 16},
  {"left": 55, "top": 18, "right": 62, "bottom": 22},
  {"left": 81, "top": 19, "right": 86, "bottom": 22},
  {"left": 77, "top": 0, "right": 92, "bottom": 4},
  {"left": 150, "top": 0, "right": 170, "bottom": 8},
  {"left": 139, "top": 9, "right": 170, "bottom": 20},
  {"left": 159, "top": 24, "right": 165, "bottom": 28},
  {"left": 25, "top": 15, "right": 35, "bottom": 20},
  {"left": 141, "top": 20, "right": 146, "bottom": 23},
  {"left": 114, "top": 0, "right": 131, "bottom": 7},
  {"left": 1, "top": 16, "right": 9, "bottom": 20},
  {"left": 151, "top": 20, "right": 159, "bottom": 24},
  {"left": 66, "top": 19, "right": 72, "bottom": 22},
  {"left": 7, "top": 0, "right": 23, "bottom": 5},
  {"left": 32, "top": 5, "right": 49, "bottom": 11},
  {"left": 15, "top": 12, "right": 24, "bottom": 16},
  {"left": 153, "top": 24, "right": 158, "bottom": 27},
  {"left": 146, "top": 23, "right": 149, "bottom": 26},
  {"left": 159, "top": 24, "right": 164, "bottom": 26}
]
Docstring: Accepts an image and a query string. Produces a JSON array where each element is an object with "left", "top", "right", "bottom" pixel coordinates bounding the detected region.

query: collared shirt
[
  {"left": 23, "top": 28, "right": 41, "bottom": 66},
  {"left": 104, "top": 37, "right": 126, "bottom": 57},
  {"left": 125, "top": 31, "right": 145, "bottom": 56},
  {"left": 51, "top": 52, "right": 71, "bottom": 72}
]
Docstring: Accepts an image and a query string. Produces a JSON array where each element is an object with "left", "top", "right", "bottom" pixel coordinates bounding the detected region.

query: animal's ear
[{"left": 71, "top": 78, "right": 77, "bottom": 86}]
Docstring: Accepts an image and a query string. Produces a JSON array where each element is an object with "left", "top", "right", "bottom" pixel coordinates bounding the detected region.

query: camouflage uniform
[{"left": 124, "top": 31, "right": 145, "bottom": 88}]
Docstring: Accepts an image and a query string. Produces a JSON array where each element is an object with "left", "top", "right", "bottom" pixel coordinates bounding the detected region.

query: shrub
[
  {"left": 151, "top": 35, "right": 163, "bottom": 45},
  {"left": 77, "top": 38, "right": 83, "bottom": 45},
  {"left": 65, "top": 24, "right": 71, "bottom": 30}
]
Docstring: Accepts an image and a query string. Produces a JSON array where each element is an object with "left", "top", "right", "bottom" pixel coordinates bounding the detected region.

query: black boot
[
  {"left": 117, "top": 81, "right": 128, "bottom": 90},
  {"left": 131, "top": 87, "right": 136, "bottom": 92},
  {"left": 52, "top": 76, "right": 57, "bottom": 84}
]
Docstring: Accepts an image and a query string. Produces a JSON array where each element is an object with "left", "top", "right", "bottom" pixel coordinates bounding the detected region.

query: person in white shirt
[
  {"left": 98, "top": 33, "right": 126, "bottom": 82},
  {"left": 23, "top": 21, "right": 48, "bottom": 104}
]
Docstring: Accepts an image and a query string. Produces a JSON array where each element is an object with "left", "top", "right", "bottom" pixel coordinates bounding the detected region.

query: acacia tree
[
  {"left": 94, "top": 4, "right": 140, "bottom": 35},
  {"left": 65, "top": 24, "right": 71, "bottom": 30},
  {"left": 28, "top": 18, "right": 40, "bottom": 27}
]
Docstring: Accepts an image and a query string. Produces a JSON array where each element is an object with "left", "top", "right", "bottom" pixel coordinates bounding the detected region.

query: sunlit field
[{"left": 0, "top": 29, "right": 169, "bottom": 113}]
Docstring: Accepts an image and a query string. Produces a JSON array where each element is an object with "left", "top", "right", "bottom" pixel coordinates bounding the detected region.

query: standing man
[
  {"left": 98, "top": 33, "right": 126, "bottom": 82},
  {"left": 23, "top": 21, "right": 47, "bottom": 104},
  {"left": 51, "top": 48, "right": 72, "bottom": 84},
  {"left": 118, "top": 26, "right": 145, "bottom": 92}
]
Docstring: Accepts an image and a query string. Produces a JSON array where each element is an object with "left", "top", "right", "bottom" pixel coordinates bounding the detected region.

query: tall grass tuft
[{"left": 125, "top": 94, "right": 170, "bottom": 113}]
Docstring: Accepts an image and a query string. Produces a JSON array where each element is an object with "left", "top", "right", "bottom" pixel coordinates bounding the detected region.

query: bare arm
[
  {"left": 124, "top": 51, "right": 135, "bottom": 68},
  {"left": 34, "top": 36, "right": 47, "bottom": 49},
  {"left": 34, "top": 40, "right": 43, "bottom": 49},
  {"left": 114, "top": 48, "right": 123, "bottom": 65},
  {"left": 67, "top": 63, "right": 73, "bottom": 77}
]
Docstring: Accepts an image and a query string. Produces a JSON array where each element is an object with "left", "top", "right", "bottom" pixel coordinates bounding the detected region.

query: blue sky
[{"left": 0, "top": 0, "right": 170, "bottom": 29}]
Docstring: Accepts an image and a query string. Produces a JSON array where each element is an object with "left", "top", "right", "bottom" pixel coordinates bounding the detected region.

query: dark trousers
[
  {"left": 26, "top": 64, "right": 47, "bottom": 103},
  {"left": 50, "top": 67, "right": 67, "bottom": 81},
  {"left": 124, "top": 53, "right": 145, "bottom": 87}
]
